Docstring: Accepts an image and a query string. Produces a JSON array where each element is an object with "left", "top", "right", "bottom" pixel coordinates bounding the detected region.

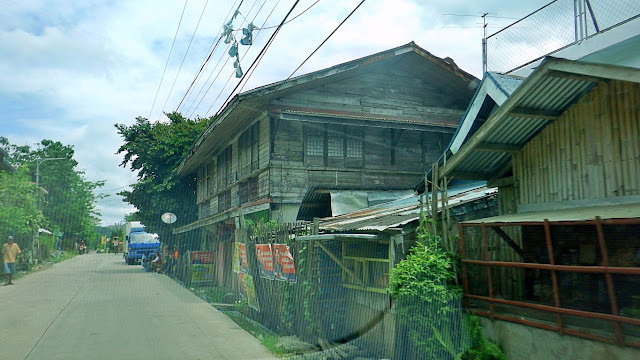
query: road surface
[{"left": 0, "top": 253, "right": 275, "bottom": 360}]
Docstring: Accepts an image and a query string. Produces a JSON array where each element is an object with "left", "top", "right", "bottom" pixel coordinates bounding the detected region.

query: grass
[
  {"left": 12, "top": 250, "right": 77, "bottom": 279},
  {"left": 186, "top": 285, "right": 289, "bottom": 357},
  {"left": 224, "top": 310, "right": 288, "bottom": 357}
]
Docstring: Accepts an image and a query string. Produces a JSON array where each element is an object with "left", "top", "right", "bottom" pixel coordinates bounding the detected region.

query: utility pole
[
  {"left": 34, "top": 157, "right": 66, "bottom": 262},
  {"left": 482, "top": 13, "right": 488, "bottom": 74}
]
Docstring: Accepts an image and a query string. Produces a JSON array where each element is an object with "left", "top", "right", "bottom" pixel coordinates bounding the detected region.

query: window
[
  {"left": 346, "top": 139, "right": 362, "bottom": 158},
  {"left": 238, "top": 122, "right": 260, "bottom": 178},
  {"left": 217, "top": 146, "right": 232, "bottom": 189},
  {"left": 327, "top": 137, "right": 343, "bottom": 157},
  {"left": 238, "top": 176, "right": 259, "bottom": 204},
  {"left": 306, "top": 136, "right": 324, "bottom": 156},
  {"left": 197, "top": 163, "right": 211, "bottom": 200},
  {"left": 304, "top": 123, "right": 363, "bottom": 167}
]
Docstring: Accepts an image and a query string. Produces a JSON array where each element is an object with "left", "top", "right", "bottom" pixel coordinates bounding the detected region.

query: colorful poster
[
  {"left": 191, "top": 251, "right": 213, "bottom": 264},
  {"left": 273, "top": 244, "right": 297, "bottom": 283},
  {"left": 237, "top": 272, "right": 260, "bottom": 311},
  {"left": 255, "top": 244, "right": 275, "bottom": 279},
  {"left": 234, "top": 242, "right": 249, "bottom": 273},
  {"left": 190, "top": 264, "right": 215, "bottom": 283}
]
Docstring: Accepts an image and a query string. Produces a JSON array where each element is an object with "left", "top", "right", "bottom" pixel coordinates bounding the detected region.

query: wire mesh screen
[{"left": 485, "top": 0, "right": 640, "bottom": 73}]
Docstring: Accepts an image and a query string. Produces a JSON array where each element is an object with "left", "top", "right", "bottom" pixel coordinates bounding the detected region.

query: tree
[
  {"left": 115, "top": 112, "right": 209, "bottom": 245},
  {"left": 4, "top": 139, "right": 105, "bottom": 250},
  {"left": 0, "top": 167, "right": 45, "bottom": 252}
]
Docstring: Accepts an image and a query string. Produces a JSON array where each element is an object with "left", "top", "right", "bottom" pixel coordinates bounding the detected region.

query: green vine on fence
[{"left": 389, "top": 216, "right": 505, "bottom": 360}]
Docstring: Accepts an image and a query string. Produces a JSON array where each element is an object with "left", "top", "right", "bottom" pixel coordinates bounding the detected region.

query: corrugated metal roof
[
  {"left": 443, "top": 57, "right": 640, "bottom": 180},
  {"left": 463, "top": 203, "right": 640, "bottom": 224},
  {"left": 319, "top": 183, "right": 496, "bottom": 232}
]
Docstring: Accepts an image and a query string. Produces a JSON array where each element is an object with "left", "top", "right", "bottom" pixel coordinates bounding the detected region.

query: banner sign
[
  {"left": 237, "top": 272, "right": 260, "bottom": 311},
  {"left": 234, "top": 242, "right": 249, "bottom": 273},
  {"left": 191, "top": 251, "right": 213, "bottom": 264},
  {"left": 190, "top": 264, "right": 215, "bottom": 283},
  {"left": 255, "top": 244, "right": 275, "bottom": 279},
  {"left": 273, "top": 244, "right": 297, "bottom": 283}
]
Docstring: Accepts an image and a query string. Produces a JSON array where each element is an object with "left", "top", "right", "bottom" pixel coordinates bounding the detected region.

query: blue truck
[{"left": 123, "top": 221, "right": 161, "bottom": 265}]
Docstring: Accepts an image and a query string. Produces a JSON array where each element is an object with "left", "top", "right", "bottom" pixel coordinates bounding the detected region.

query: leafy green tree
[
  {"left": 0, "top": 167, "right": 45, "bottom": 252},
  {"left": 115, "top": 112, "right": 209, "bottom": 244},
  {"left": 4, "top": 139, "right": 105, "bottom": 251}
]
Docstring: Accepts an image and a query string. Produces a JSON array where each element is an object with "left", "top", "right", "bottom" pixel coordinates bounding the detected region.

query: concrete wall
[{"left": 480, "top": 318, "right": 640, "bottom": 360}]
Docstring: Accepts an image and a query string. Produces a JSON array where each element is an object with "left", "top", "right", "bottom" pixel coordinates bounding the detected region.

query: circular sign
[{"left": 161, "top": 212, "right": 177, "bottom": 224}]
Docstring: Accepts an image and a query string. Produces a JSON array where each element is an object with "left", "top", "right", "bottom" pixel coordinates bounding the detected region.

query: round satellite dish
[{"left": 161, "top": 212, "right": 177, "bottom": 224}]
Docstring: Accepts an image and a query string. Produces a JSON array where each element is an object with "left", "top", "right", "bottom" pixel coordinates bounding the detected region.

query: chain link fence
[{"left": 485, "top": 0, "right": 640, "bottom": 73}]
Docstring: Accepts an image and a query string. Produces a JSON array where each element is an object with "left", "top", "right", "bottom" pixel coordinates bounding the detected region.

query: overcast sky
[{"left": 1, "top": 0, "right": 548, "bottom": 226}]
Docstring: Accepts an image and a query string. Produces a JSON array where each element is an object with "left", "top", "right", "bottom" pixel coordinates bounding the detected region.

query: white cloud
[{"left": 1, "top": 0, "right": 545, "bottom": 225}]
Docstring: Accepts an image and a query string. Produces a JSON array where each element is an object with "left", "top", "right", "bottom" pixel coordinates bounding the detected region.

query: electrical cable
[
  {"left": 212, "top": 0, "right": 302, "bottom": 118},
  {"left": 246, "top": 0, "right": 319, "bottom": 30},
  {"left": 272, "top": 0, "right": 366, "bottom": 91},
  {"left": 160, "top": 0, "right": 212, "bottom": 119},
  {"left": 147, "top": 0, "right": 189, "bottom": 120},
  {"left": 177, "top": 0, "right": 242, "bottom": 113},
  {"left": 188, "top": 0, "right": 271, "bottom": 118},
  {"left": 200, "top": 0, "right": 281, "bottom": 117},
  {"left": 185, "top": 0, "right": 264, "bottom": 118}
]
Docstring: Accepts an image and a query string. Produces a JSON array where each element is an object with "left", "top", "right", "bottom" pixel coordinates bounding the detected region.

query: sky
[{"left": 0, "top": 0, "right": 549, "bottom": 226}]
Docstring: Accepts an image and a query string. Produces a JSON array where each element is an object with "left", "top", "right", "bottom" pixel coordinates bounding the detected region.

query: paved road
[{"left": 0, "top": 253, "right": 275, "bottom": 360}]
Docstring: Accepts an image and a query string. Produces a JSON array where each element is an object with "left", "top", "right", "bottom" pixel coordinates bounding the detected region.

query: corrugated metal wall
[{"left": 514, "top": 80, "right": 640, "bottom": 206}]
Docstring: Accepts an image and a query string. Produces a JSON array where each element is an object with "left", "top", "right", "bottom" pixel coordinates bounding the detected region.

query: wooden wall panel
[
  {"left": 515, "top": 81, "right": 640, "bottom": 206},
  {"left": 272, "top": 119, "right": 304, "bottom": 163}
]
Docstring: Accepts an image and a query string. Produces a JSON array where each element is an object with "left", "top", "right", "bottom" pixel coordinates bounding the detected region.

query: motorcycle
[{"left": 78, "top": 243, "right": 86, "bottom": 255}]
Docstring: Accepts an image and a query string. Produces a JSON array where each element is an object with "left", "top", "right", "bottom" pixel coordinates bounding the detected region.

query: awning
[{"left": 463, "top": 203, "right": 640, "bottom": 224}]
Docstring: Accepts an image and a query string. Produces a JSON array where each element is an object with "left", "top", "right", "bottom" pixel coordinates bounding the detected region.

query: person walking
[{"left": 3, "top": 236, "right": 23, "bottom": 286}]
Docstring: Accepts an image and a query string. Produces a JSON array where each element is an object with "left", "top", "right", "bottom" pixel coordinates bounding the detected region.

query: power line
[
  {"left": 160, "top": 0, "right": 211, "bottom": 118},
  {"left": 181, "top": 1, "right": 245, "bottom": 115},
  {"left": 189, "top": 0, "right": 274, "bottom": 118},
  {"left": 147, "top": 0, "right": 189, "bottom": 120},
  {"left": 212, "top": 0, "right": 302, "bottom": 117},
  {"left": 252, "top": 0, "right": 319, "bottom": 30},
  {"left": 184, "top": 0, "right": 264, "bottom": 118},
  {"left": 255, "top": 0, "right": 367, "bottom": 95},
  {"left": 201, "top": 0, "right": 282, "bottom": 117}
]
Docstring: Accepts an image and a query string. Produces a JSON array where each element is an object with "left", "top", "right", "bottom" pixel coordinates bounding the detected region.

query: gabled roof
[
  {"left": 177, "top": 42, "right": 479, "bottom": 175},
  {"left": 440, "top": 57, "right": 640, "bottom": 181},
  {"left": 415, "top": 72, "right": 524, "bottom": 193}
]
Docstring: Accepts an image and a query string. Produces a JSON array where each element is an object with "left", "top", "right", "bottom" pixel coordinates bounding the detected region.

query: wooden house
[
  {"left": 175, "top": 42, "right": 478, "bottom": 287},
  {"left": 435, "top": 57, "right": 640, "bottom": 358}
]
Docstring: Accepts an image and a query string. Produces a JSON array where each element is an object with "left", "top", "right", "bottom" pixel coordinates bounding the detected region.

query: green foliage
[
  {"left": 460, "top": 315, "right": 506, "bottom": 360},
  {"left": 389, "top": 216, "right": 505, "bottom": 360},
  {"left": 115, "top": 112, "right": 209, "bottom": 244},
  {"left": 0, "top": 167, "right": 44, "bottom": 247},
  {"left": 389, "top": 217, "right": 466, "bottom": 359},
  {"left": 389, "top": 217, "right": 460, "bottom": 303},
  {"left": 3, "top": 139, "right": 104, "bottom": 251}
]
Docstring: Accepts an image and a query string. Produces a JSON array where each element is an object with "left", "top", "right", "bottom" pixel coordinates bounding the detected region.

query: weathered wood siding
[
  {"left": 513, "top": 80, "right": 640, "bottom": 206},
  {"left": 274, "top": 69, "right": 466, "bottom": 122}
]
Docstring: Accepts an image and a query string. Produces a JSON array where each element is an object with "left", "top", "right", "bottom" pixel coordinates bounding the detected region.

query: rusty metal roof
[
  {"left": 441, "top": 57, "right": 640, "bottom": 181},
  {"left": 318, "top": 183, "right": 496, "bottom": 232}
]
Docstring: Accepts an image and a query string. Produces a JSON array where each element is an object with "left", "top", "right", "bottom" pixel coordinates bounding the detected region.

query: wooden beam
[
  {"left": 491, "top": 227, "right": 525, "bottom": 259},
  {"left": 548, "top": 58, "right": 640, "bottom": 84},
  {"left": 449, "top": 170, "right": 491, "bottom": 180},
  {"left": 316, "top": 241, "right": 363, "bottom": 285},
  {"left": 487, "top": 176, "right": 514, "bottom": 188},
  {"left": 475, "top": 143, "right": 521, "bottom": 153},
  {"left": 546, "top": 70, "right": 603, "bottom": 84},
  {"left": 510, "top": 107, "right": 562, "bottom": 120}
]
